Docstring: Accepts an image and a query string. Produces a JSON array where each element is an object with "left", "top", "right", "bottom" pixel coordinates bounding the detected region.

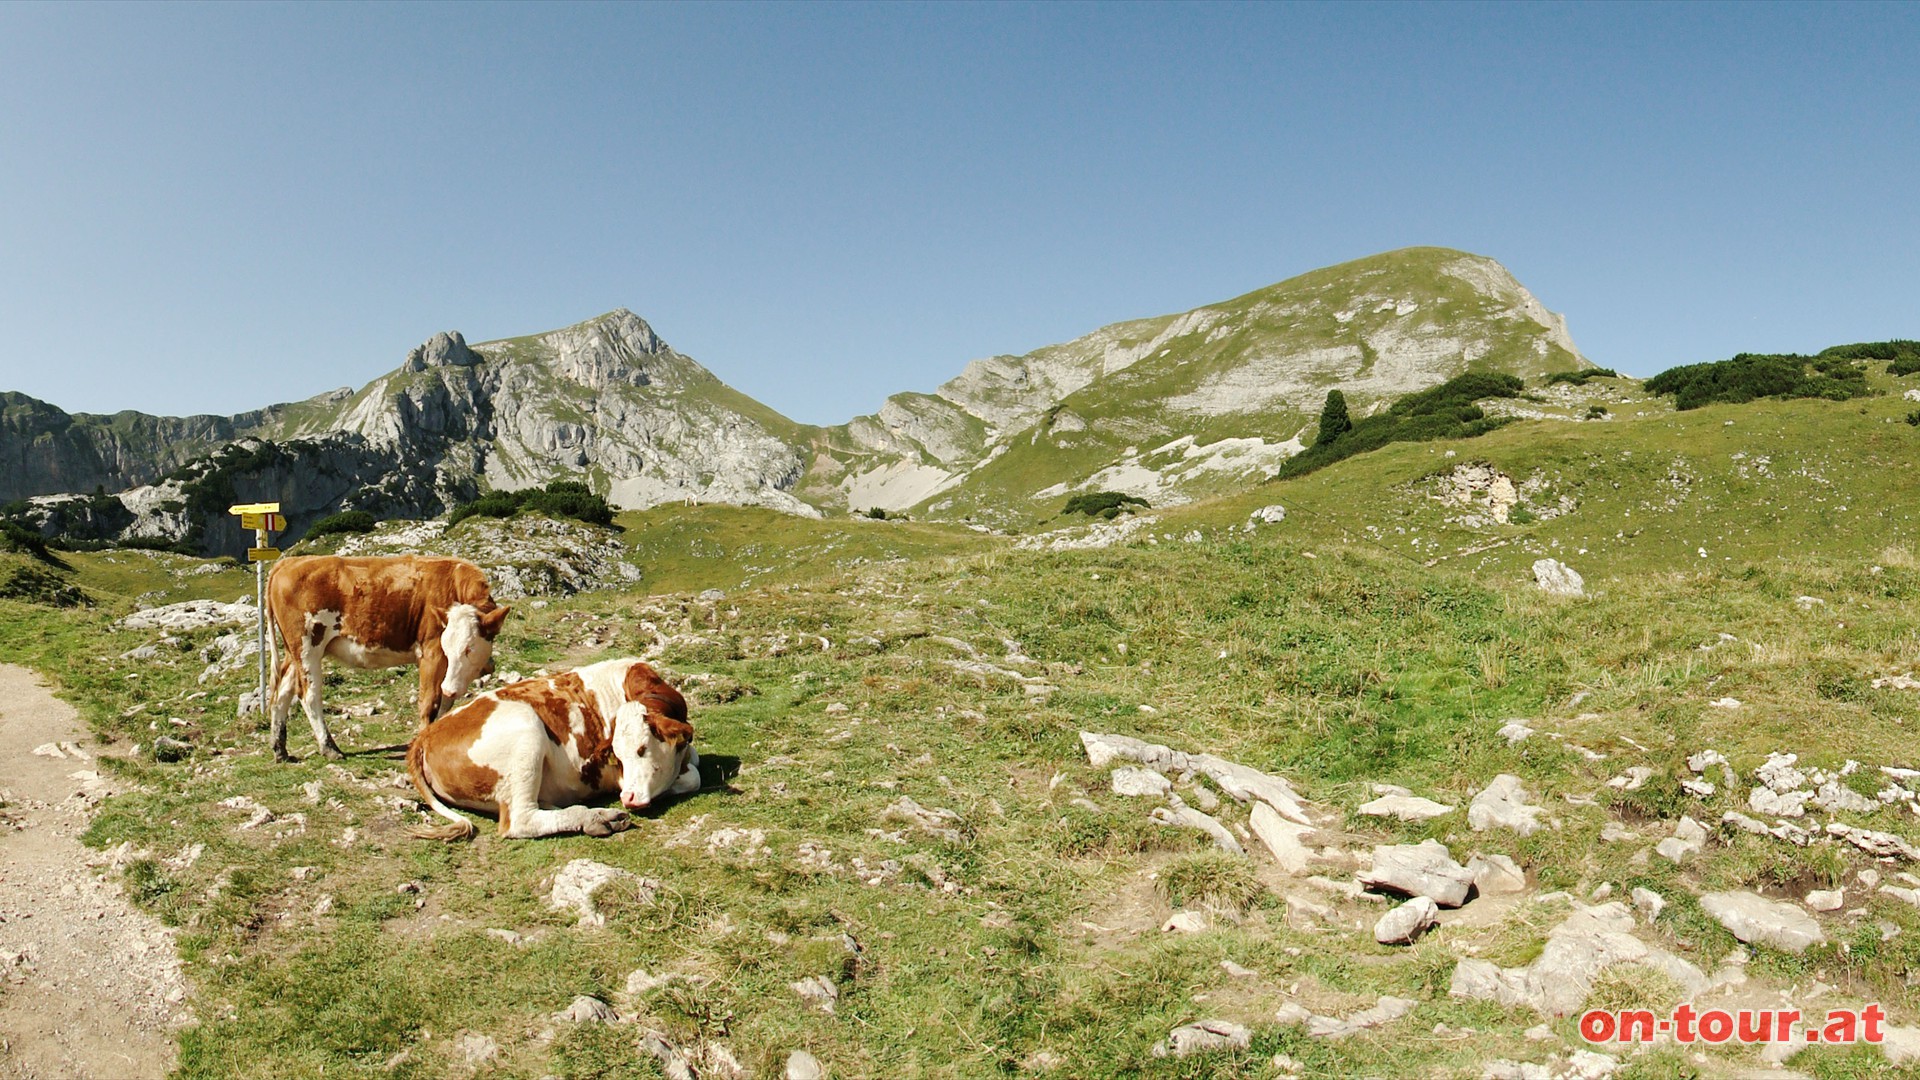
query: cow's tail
[{"left": 405, "top": 735, "right": 476, "bottom": 842}]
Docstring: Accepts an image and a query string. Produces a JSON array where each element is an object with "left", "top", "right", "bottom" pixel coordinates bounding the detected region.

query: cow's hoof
[
  {"left": 320, "top": 744, "right": 346, "bottom": 761},
  {"left": 583, "top": 810, "right": 632, "bottom": 837},
  {"left": 273, "top": 750, "right": 293, "bottom": 764}
]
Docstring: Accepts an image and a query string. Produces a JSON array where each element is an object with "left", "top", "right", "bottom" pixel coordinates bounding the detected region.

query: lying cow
[
  {"left": 406, "top": 657, "right": 699, "bottom": 840},
  {"left": 266, "top": 554, "right": 510, "bottom": 761}
]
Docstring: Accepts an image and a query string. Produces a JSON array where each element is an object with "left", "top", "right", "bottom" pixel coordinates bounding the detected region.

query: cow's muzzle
[{"left": 620, "top": 791, "right": 649, "bottom": 810}]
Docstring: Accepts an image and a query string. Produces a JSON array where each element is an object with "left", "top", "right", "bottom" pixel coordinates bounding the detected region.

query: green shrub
[
  {"left": 1645, "top": 350, "right": 1872, "bottom": 410},
  {"left": 1272, "top": 373, "right": 1522, "bottom": 481},
  {"left": 1907, "top": 411, "right": 1920, "bottom": 427},
  {"left": 865, "top": 507, "right": 889, "bottom": 520},
  {"left": 1586, "top": 405, "right": 1610, "bottom": 419},
  {"left": 1061, "top": 492, "right": 1148, "bottom": 518},
  {"left": 1546, "top": 367, "right": 1619, "bottom": 386},
  {"left": 448, "top": 480, "right": 615, "bottom": 528},
  {"left": 305, "top": 510, "right": 377, "bottom": 539},
  {"left": 1508, "top": 505, "right": 1537, "bottom": 525}
]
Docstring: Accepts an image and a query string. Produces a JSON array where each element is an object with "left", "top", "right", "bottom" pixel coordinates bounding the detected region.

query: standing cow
[
  {"left": 407, "top": 657, "right": 699, "bottom": 840},
  {"left": 265, "top": 554, "right": 510, "bottom": 761}
]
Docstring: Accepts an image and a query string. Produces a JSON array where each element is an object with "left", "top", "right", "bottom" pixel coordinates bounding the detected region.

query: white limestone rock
[
  {"left": 547, "top": 859, "right": 654, "bottom": 928},
  {"left": 1359, "top": 840, "right": 1476, "bottom": 907},
  {"left": 1698, "top": 891, "right": 1826, "bottom": 953},
  {"left": 1109, "top": 767, "right": 1172, "bottom": 798},
  {"left": 1249, "top": 801, "right": 1314, "bottom": 872},
  {"left": 1375, "top": 896, "right": 1440, "bottom": 945},
  {"left": 1357, "top": 794, "right": 1455, "bottom": 821},
  {"left": 1153, "top": 1019, "right": 1250, "bottom": 1058},
  {"left": 1469, "top": 774, "right": 1548, "bottom": 836},
  {"left": 1467, "top": 853, "right": 1528, "bottom": 895},
  {"left": 1532, "top": 559, "right": 1584, "bottom": 597}
]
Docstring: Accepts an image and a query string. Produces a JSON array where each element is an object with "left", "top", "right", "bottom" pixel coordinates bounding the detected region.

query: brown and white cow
[
  {"left": 406, "top": 657, "right": 699, "bottom": 840},
  {"left": 266, "top": 554, "right": 510, "bottom": 761}
]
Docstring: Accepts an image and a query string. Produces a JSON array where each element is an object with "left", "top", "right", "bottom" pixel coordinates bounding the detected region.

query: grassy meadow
[{"left": 2, "top": 371, "right": 1920, "bottom": 1078}]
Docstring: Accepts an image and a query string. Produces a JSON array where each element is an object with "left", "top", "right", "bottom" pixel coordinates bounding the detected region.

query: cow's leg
[
  {"left": 491, "top": 733, "right": 629, "bottom": 839},
  {"left": 670, "top": 749, "right": 702, "bottom": 796},
  {"left": 298, "top": 643, "right": 344, "bottom": 760},
  {"left": 269, "top": 653, "right": 301, "bottom": 762},
  {"left": 416, "top": 644, "right": 448, "bottom": 729}
]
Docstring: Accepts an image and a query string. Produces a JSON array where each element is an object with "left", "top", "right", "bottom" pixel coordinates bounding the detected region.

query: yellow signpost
[{"left": 229, "top": 502, "right": 283, "bottom": 717}]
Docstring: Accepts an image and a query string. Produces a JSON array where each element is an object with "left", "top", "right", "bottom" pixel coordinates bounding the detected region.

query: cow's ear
[{"left": 480, "top": 605, "right": 511, "bottom": 635}]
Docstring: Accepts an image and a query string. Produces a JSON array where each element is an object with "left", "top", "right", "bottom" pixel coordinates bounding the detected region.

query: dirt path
[{"left": 0, "top": 663, "right": 188, "bottom": 1080}]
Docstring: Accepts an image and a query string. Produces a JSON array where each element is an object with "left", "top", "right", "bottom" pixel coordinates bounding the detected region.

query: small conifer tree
[{"left": 1315, "top": 389, "right": 1352, "bottom": 446}]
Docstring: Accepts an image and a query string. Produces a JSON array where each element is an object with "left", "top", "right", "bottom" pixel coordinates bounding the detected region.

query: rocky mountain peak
[
  {"left": 402, "top": 330, "right": 480, "bottom": 372},
  {"left": 508, "top": 308, "right": 672, "bottom": 391}
]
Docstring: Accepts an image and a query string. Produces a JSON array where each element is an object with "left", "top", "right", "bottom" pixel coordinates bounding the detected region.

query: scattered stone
[
  {"left": 1109, "top": 767, "right": 1171, "bottom": 798},
  {"left": 1375, "top": 896, "right": 1440, "bottom": 945},
  {"left": 1655, "top": 816, "right": 1708, "bottom": 864},
  {"left": 151, "top": 736, "right": 193, "bottom": 763},
  {"left": 1153, "top": 1019, "right": 1251, "bottom": 1057},
  {"left": 1806, "top": 889, "right": 1844, "bottom": 912},
  {"left": 1358, "top": 839, "right": 1476, "bottom": 907},
  {"left": 1605, "top": 767, "right": 1653, "bottom": 792},
  {"left": 1794, "top": 595, "right": 1825, "bottom": 611},
  {"left": 1813, "top": 780, "right": 1878, "bottom": 814},
  {"left": 554, "top": 995, "right": 617, "bottom": 1023},
  {"left": 1699, "top": 891, "right": 1826, "bottom": 953},
  {"left": 1874, "top": 674, "right": 1920, "bottom": 691},
  {"left": 1150, "top": 799, "right": 1243, "bottom": 855},
  {"left": 641, "top": 1030, "right": 698, "bottom": 1080},
  {"left": 1757, "top": 752, "right": 1808, "bottom": 792},
  {"left": 790, "top": 974, "right": 839, "bottom": 1013},
  {"left": 1304, "top": 995, "right": 1417, "bottom": 1039},
  {"left": 1357, "top": 793, "right": 1455, "bottom": 821},
  {"left": 1497, "top": 721, "right": 1536, "bottom": 744},
  {"left": 1467, "top": 853, "right": 1527, "bottom": 895},
  {"left": 1679, "top": 778, "right": 1715, "bottom": 797},
  {"left": 1687, "top": 750, "right": 1736, "bottom": 784},
  {"left": 1248, "top": 505, "right": 1288, "bottom": 525},
  {"left": 1827, "top": 822, "right": 1920, "bottom": 860},
  {"left": 882, "top": 796, "right": 963, "bottom": 843},
  {"left": 1707, "top": 697, "right": 1741, "bottom": 709},
  {"left": 1600, "top": 822, "right": 1635, "bottom": 843},
  {"left": 1451, "top": 902, "right": 1705, "bottom": 1016},
  {"left": 786, "top": 1049, "right": 827, "bottom": 1080},
  {"left": 1220, "top": 960, "right": 1256, "bottom": 978},
  {"left": 1248, "top": 801, "right": 1311, "bottom": 871},
  {"left": 1883, "top": 1025, "right": 1920, "bottom": 1066},
  {"left": 547, "top": 859, "right": 653, "bottom": 928},
  {"left": 1079, "top": 731, "right": 1314, "bottom": 825},
  {"left": 454, "top": 1033, "right": 500, "bottom": 1066},
  {"left": 1748, "top": 787, "right": 1809, "bottom": 818},
  {"left": 1631, "top": 888, "right": 1667, "bottom": 921},
  {"left": 1532, "top": 559, "right": 1585, "bottom": 597},
  {"left": 1162, "top": 911, "right": 1210, "bottom": 934},
  {"left": 119, "top": 598, "right": 256, "bottom": 631},
  {"left": 1469, "top": 774, "right": 1548, "bottom": 836}
]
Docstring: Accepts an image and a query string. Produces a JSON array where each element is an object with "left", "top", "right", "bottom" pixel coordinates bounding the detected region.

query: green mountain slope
[{"left": 814, "top": 247, "right": 1591, "bottom": 524}]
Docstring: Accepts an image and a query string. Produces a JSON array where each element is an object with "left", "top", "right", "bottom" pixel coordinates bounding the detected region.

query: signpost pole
[
  {"left": 229, "top": 503, "right": 283, "bottom": 719},
  {"left": 256, "top": 525, "right": 268, "bottom": 718}
]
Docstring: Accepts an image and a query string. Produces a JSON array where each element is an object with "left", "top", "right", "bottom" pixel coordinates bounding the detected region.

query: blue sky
[{"left": 1, "top": 2, "right": 1914, "bottom": 425}]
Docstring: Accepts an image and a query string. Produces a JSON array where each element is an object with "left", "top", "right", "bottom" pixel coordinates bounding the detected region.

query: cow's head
[
  {"left": 611, "top": 700, "right": 696, "bottom": 811},
  {"left": 439, "top": 603, "right": 511, "bottom": 699}
]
